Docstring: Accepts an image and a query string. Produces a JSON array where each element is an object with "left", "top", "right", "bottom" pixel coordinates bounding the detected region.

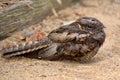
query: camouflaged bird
[{"left": 2, "top": 17, "right": 106, "bottom": 61}]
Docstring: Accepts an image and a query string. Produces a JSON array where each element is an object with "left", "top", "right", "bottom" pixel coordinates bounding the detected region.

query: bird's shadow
[
  {"left": 2, "top": 50, "right": 105, "bottom": 64},
  {"left": 22, "top": 51, "right": 105, "bottom": 64}
]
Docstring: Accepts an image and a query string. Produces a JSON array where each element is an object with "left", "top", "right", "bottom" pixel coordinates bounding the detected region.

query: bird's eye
[{"left": 91, "top": 19, "right": 95, "bottom": 21}]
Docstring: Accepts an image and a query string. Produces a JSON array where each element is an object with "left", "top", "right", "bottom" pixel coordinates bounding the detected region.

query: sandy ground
[{"left": 0, "top": 1, "right": 120, "bottom": 80}]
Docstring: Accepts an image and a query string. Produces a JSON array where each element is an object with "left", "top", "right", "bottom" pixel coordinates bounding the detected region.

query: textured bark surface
[{"left": 0, "top": 0, "right": 78, "bottom": 39}]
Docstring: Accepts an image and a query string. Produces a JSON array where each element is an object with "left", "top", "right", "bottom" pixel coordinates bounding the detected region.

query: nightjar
[{"left": 2, "top": 17, "right": 106, "bottom": 61}]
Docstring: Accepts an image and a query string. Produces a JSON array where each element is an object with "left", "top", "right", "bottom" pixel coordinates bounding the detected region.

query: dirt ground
[{"left": 0, "top": 1, "right": 120, "bottom": 80}]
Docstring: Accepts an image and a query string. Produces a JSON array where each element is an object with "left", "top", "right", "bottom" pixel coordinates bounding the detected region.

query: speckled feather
[
  {"left": 2, "top": 17, "right": 106, "bottom": 61},
  {"left": 2, "top": 37, "right": 51, "bottom": 58}
]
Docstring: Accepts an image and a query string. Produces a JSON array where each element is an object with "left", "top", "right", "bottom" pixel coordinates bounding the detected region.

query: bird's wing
[{"left": 48, "top": 24, "right": 92, "bottom": 43}]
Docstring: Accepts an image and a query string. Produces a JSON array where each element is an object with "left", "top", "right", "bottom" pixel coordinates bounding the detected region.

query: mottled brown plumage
[{"left": 2, "top": 17, "right": 106, "bottom": 61}]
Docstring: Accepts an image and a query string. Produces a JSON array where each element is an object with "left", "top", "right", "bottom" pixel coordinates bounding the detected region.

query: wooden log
[{"left": 0, "top": 0, "right": 79, "bottom": 39}]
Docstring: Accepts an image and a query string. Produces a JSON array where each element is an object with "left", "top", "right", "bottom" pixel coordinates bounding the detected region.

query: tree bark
[{"left": 0, "top": 0, "right": 79, "bottom": 39}]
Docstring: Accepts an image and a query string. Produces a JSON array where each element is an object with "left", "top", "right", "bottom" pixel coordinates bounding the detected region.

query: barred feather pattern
[
  {"left": 2, "top": 37, "right": 51, "bottom": 58},
  {"left": 2, "top": 17, "right": 106, "bottom": 61}
]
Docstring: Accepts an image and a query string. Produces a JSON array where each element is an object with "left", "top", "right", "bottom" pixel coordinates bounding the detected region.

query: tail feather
[
  {"left": 2, "top": 45, "right": 49, "bottom": 58},
  {"left": 2, "top": 37, "right": 51, "bottom": 58}
]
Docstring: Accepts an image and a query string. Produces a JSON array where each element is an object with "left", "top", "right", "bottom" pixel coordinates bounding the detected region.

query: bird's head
[{"left": 76, "top": 17, "right": 105, "bottom": 32}]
